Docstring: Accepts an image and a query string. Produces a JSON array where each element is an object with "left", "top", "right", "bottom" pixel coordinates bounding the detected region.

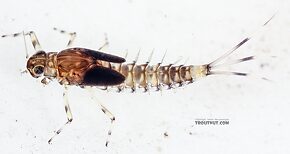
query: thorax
[{"left": 44, "top": 52, "right": 58, "bottom": 78}]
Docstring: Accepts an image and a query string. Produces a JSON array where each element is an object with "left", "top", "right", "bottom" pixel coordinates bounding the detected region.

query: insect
[{"left": 1, "top": 15, "right": 274, "bottom": 146}]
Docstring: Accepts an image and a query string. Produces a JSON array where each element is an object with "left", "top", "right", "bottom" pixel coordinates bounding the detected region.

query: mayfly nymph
[{"left": 1, "top": 15, "right": 274, "bottom": 146}]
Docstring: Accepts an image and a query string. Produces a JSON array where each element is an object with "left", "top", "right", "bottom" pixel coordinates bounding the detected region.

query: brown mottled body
[{"left": 26, "top": 47, "right": 208, "bottom": 92}]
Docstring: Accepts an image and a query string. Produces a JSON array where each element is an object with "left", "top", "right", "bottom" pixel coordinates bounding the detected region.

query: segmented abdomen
[{"left": 99, "top": 61, "right": 206, "bottom": 92}]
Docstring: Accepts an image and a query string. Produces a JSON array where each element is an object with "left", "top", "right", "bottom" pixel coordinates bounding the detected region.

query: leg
[
  {"left": 98, "top": 33, "right": 109, "bottom": 51},
  {"left": 53, "top": 27, "right": 77, "bottom": 48},
  {"left": 53, "top": 28, "right": 109, "bottom": 50},
  {"left": 48, "top": 86, "right": 73, "bottom": 144},
  {"left": 1, "top": 31, "right": 42, "bottom": 51},
  {"left": 86, "top": 87, "right": 115, "bottom": 147},
  {"left": 1, "top": 31, "right": 42, "bottom": 58}
]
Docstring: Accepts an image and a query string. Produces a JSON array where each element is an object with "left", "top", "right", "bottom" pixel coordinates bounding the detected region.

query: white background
[{"left": 0, "top": 0, "right": 289, "bottom": 153}]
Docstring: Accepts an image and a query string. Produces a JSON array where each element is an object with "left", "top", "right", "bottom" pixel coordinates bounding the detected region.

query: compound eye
[{"left": 33, "top": 65, "right": 44, "bottom": 75}]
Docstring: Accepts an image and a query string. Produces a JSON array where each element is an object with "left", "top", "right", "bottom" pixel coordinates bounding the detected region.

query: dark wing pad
[
  {"left": 82, "top": 66, "right": 125, "bottom": 86},
  {"left": 84, "top": 49, "right": 125, "bottom": 63}
]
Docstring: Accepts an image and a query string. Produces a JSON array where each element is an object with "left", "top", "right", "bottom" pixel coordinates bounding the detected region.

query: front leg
[{"left": 1, "top": 31, "right": 42, "bottom": 58}]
